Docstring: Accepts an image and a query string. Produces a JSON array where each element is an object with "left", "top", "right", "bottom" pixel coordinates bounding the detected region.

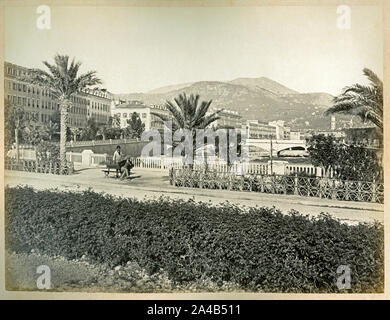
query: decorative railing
[
  {"left": 169, "top": 169, "right": 384, "bottom": 204},
  {"left": 5, "top": 159, "right": 74, "bottom": 175}
]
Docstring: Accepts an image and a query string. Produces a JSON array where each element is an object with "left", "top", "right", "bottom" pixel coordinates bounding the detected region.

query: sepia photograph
[{"left": 0, "top": 0, "right": 388, "bottom": 300}]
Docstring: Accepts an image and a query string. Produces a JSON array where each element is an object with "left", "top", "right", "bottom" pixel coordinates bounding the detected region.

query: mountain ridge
[{"left": 114, "top": 77, "right": 336, "bottom": 130}]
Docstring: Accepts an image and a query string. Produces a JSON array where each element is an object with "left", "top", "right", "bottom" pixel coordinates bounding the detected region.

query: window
[
  {"left": 142, "top": 113, "right": 147, "bottom": 119},
  {"left": 123, "top": 113, "right": 127, "bottom": 118},
  {"left": 18, "top": 83, "right": 22, "bottom": 92}
]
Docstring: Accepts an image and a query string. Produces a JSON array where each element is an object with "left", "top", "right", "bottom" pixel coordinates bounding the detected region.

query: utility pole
[{"left": 270, "top": 134, "right": 273, "bottom": 174}]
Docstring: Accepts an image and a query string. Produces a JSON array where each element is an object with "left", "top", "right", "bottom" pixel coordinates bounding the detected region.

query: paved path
[{"left": 4, "top": 167, "right": 384, "bottom": 225}]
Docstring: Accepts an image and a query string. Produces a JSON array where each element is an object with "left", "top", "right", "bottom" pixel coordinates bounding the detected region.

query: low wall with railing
[
  {"left": 66, "top": 139, "right": 147, "bottom": 157},
  {"left": 169, "top": 169, "right": 384, "bottom": 203},
  {"left": 5, "top": 159, "right": 74, "bottom": 175},
  {"left": 65, "top": 151, "right": 327, "bottom": 177}
]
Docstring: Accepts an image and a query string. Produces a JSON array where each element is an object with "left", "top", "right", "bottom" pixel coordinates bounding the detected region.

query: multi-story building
[
  {"left": 111, "top": 100, "right": 171, "bottom": 132},
  {"left": 268, "top": 120, "right": 291, "bottom": 140},
  {"left": 210, "top": 108, "right": 243, "bottom": 129},
  {"left": 289, "top": 131, "right": 302, "bottom": 140},
  {"left": 4, "top": 61, "right": 112, "bottom": 128},
  {"left": 243, "top": 120, "right": 276, "bottom": 139}
]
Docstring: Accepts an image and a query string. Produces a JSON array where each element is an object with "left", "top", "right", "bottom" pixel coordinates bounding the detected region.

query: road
[{"left": 4, "top": 167, "right": 384, "bottom": 225}]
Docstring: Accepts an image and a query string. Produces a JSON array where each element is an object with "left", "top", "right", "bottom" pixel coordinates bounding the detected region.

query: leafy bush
[
  {"left": 5, "top": 186, "right": 384, "bottom": 293},
  {"left": 35, "top": 141, "right": 60, "bottom": 162}
]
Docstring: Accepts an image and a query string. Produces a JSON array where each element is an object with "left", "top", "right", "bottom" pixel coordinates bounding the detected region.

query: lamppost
[{"left": 270, "top": 134, "right": 273, "bottom": 174}]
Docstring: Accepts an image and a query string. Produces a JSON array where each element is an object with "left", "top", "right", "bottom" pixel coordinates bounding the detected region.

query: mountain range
[{"left": 114, "top": 77, "right": 341, "bottom": 130}]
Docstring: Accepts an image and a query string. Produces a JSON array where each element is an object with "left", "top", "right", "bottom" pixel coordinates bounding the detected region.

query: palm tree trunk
[{"left": 59, "top": 101, "right": 69, "bottom": 173}]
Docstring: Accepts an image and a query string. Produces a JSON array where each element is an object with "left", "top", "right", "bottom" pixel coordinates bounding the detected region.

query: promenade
[{"left": 4, "top": 166, "right": 384, "bottom": 225}]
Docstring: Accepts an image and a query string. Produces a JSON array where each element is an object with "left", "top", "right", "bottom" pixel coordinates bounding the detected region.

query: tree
[
  {"left": 80, "top": 118, "right": 99, "bottom": 141},
  {"left": 25, "top": 54, "right": 102, "bottom": 173},
  {"left": 22, "top": 124, "right": 49, "bottom": 146},
  {"left": 325, "top": 68, "right": 383, "bottom": 129},
  {"left": 69, "top": 127, "right": 82, "bottom": 142},
  {"left": 125, "top": 112, "right": 145, "bottom": 139},
  {"left": 4, "top": 100, "right": 29, "bottom": 161},
  {"left": 152, "top": 93, "right": 222, "bottom": 166},
  {"left": 43, "top": 120, "right": 59, "bottom": 141},
  {"left": 307, "top": 134, "right": 382, "bottom": 181},
  {"left": 108, "top": 114, "right": 121, "bottom": 128}
]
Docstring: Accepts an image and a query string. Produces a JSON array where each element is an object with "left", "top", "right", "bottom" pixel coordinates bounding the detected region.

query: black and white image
[{"left": 1, "top": 0, "right": 386, "bottom": 296}]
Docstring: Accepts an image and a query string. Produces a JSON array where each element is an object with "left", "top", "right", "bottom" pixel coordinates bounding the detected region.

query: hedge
[{"left": 5, "top": 186, "right": 384, "bottom": 292}]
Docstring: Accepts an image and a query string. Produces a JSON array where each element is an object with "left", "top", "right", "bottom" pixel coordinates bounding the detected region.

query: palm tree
[
  {"left": 325, "top": 68, "right": 383, "bottom": 129},
  {"left": 4, "top": 100, "right": 28, "bottom": 161},
  {"left": 152, "top": 93, "right": 222, "bottom": 166},
  {"left": 69, "top": 127, "right": 82, "bottom": 142},
  {"left": 25, "top": 54, "right": 102, "bottom": 172}
]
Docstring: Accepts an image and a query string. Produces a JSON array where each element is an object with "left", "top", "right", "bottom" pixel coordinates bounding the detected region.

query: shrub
[{"left": 5, "top": 186, "right": 384, "bottom": 293}]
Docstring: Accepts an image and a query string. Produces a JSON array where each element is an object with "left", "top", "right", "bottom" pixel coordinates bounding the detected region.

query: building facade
[
  {"left": 268, "top": 120, "right": 291, "bottom": 140},
  {"left": 111, "top": 100, "right": 171, "bottom": 132},
  {"left": 210, "top": 108, "right": 243, "bottom": 129},
  {"left": 244, "top": 120, "right": 277, "bottom": 139},
  {"left": 4, "top": 62, "right": 112, "bottom": 128}
]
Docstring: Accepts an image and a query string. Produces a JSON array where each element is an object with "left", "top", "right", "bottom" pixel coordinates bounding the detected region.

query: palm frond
[{"left": 326, "top": 68, "right": 383, "bottom": 129}]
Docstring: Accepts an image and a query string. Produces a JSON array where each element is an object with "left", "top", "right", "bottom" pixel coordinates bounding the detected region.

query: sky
[{"left": 4, "top": 4, "right": 383, "bottom": 95}]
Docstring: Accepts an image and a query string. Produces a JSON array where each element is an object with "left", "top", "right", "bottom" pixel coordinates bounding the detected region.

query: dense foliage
[
  {"left": 307, "top": 134, "right": 382, "bottom": 182},
  {"left": 6, "top": 187, "right": 383, "bottom": 292}
]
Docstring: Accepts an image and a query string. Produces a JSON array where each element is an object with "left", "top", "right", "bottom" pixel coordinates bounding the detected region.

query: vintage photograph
[{"left": 1, "top": 0, "right": 386, "bottom": 296}]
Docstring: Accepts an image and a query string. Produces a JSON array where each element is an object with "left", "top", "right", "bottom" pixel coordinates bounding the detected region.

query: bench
[{"left": 102, "top": 164, "right": 119, "bottom": 178}]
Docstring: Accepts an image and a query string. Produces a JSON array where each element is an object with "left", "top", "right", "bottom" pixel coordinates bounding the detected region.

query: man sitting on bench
[{"left": 118, "top": 157, "right": 134, "bottom": 180}]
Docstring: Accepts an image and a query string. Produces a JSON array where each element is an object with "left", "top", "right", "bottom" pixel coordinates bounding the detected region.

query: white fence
[
  {"left": 6, "top": 147, "right": 37, "bottom": 161},
  {"left": 66, "top": 138, "right": 139, "bottom": 147},
  {"left": 65, "top": 150, "right": 325, "bottom": 177}
]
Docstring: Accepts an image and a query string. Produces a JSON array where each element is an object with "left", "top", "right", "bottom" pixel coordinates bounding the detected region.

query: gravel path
[{"left": 5, "top": 167, "right": 384, "bottom": 225}]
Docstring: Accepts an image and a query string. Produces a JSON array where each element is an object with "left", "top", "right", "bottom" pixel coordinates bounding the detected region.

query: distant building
[
  {"left": 210, "top": 108, "right": 242, "bottom": 129},
  {"left": 330, "top": 115, "right": 336, "bottom": 130},
  {"left": 268, "top": 120, "right": 290, "bottom": 140},
  {"left": 111, "top": 100, "right": 171, "bottom": 132},
  {"left": 244, "top": 120, "right": 276, "bottom": 139},
  {"left": 4, "top": 61, "right": 112, "bottom": 128},
  {"left": 308, "top": 129, "right": 346, "bottom": 139},
  {"left": 289, "top": 131, "right": 301, "bottom": 140}
]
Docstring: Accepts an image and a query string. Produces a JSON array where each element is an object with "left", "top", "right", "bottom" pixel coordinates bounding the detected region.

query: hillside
[
  {"left": 115, "top": 77, "right": 339, "bottom": 130},
  {"left": 229, "top": 77, "right": 298, "bottom": 95}
]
